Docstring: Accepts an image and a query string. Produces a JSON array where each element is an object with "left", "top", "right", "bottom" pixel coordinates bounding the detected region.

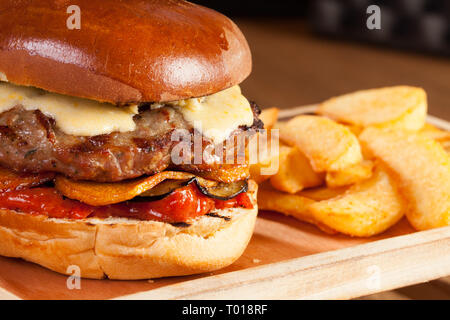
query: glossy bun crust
[{"left": 0, "top": 0, "right": 251, "bottom": 104}]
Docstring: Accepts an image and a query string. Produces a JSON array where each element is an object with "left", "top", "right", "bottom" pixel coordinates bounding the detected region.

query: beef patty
[{"left": 0, "top": 102, "right": 262, "bottom": 182}]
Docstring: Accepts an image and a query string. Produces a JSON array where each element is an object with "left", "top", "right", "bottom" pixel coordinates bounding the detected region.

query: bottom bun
[{"left": 0, "top": 181, "right": 258, "bottom": 280}]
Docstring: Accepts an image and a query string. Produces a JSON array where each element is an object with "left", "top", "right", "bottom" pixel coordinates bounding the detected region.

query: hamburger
[{"left": 0, "top": 0, "right": 262, "bottom": 279}]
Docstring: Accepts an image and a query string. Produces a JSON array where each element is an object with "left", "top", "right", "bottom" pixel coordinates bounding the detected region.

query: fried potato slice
[
  {"left": 269, "top": 144, "right": 324, "bottom": 193},
  {"left": 418, "top": 123, "right": 450, "bottom": 153},
  {"left": 326, "top": 160, "right": 374, "bottom": 188},
  {"left": 0, "top": 167, "right": 54, "bottom": 192},
  {"left": 272, "top": 120, "right": 287, "bottom": 130},
  {"left": 257, "top": 183, "right": 337, "bottom": 234},
  {"left": 420, "top": 124, "right": 450, "bottom": 153},
  {"left": 259, "top": 165, "right": 403, "bottom": 236},
  {"left": 345, "top": 124, "right": 364, "bottom": 137},
  {"left": 419, "top": 123, "right": 450, "bottom": 142},
  {"left": 359, "top": 128, "right": 450, "bottom": 230},
  {"left": 55, "top": 171, "right": 217, "bottom": 206},
  {"left": 318, "top": 86, "right": 427, "bottom": 131},
  {"left": 280, "top": 115, "right": 362, "bottom": 172},
  {"left": 259, "top": 108, "right": 279, "bottom": 130},
  {"left": 249, "top": 126, "right": 280, "bottom": 184},
  {"left": 249, "top": 143, "right": 280, "bottom": 184},
  {"left": 442, "top": 139, "right": 450, "bottom": 154},
  {"left": 308, "top": 166, "right": 405, "bottom": 237},
  {"left": 298, "top": 185, "right": 349, "bottom": 201},
  {"left": 249, "top": 164, "right": 271, "bottom": 184}
]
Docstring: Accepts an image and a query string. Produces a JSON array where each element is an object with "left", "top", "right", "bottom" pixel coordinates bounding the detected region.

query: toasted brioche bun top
[{"left": 0, "top": 0, "right": 251, "bottom": 104}]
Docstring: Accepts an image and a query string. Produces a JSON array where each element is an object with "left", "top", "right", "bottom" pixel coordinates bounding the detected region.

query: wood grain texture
[
  {"left": 117, "top": 226, "right": 450, "bottom": 299},
  {"left": 361, "top": 277, "right": 450, "bottom": 300}
]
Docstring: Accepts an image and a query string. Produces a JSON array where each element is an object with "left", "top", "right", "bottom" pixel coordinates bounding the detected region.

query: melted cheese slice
[
  {"left": 168, "top": 85, "right": 254, "bottom": 144},
  {"left": 0, "top": 82, "right": 138, "bottom": 136},
  {"left": 0, "top": 82, "right": 253, "bottom": 142}
]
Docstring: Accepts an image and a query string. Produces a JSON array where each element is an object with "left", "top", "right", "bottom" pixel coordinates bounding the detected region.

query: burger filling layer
[
  {"left": 0, "top": 82, "right": 262, "bottom": 182},
  {"left": 0, "top": 182, "right": 253, "bottom": 223},
  {"left": 0, "top": 82, "right": 260, "bottom": 223}
]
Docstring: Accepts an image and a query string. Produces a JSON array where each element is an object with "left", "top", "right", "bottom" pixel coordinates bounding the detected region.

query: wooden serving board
[{"left": 0, "top": 106, "right": 449, "bottom": 300}]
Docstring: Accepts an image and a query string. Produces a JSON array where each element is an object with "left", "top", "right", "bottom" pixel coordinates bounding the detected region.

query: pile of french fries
[{"left": 252, "top": 86, "right": 450, "bottom": 237}]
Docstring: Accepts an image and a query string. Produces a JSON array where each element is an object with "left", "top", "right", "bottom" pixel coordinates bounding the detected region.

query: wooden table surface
[
  {"left": 236, "top": 18, "right": 450, "bottom": 300},
  {"left": 237, "top": 19, "right": 450, "bottom": 121}
]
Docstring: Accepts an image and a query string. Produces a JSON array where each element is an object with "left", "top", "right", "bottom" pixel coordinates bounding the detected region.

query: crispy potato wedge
[
  {"left": 421, "top": 125, "right": 450, "bottom": 153},
  {"left": 280, "top": 115, "right": 362, "bottom": 172},
  {"left": 298, "top": 185, "right": 349, "bottom": 201},
  {"left": 259, "top": 108, "right": 279, "bottom": 130},
  {"left": 345, "top": 124, "right": 364, "bottom": 137},
  {"left": 318, "top": 86, "right": 427, "bottom": 131},
  {"left": 269, "top": 145, "right": 324, "bottom": 193},
  {"left": 419, "top": 123, "right": 450, "bottom": 142},
  {"left": 359, "top": 128, "right": 450, "bottom": 230},
  {"left": 326, "top": 160, "right": 374, "bottom": 188},
  {"left": 248, "top": 127, "right": 280, "bottom": 183},
  {"left": 249, "top": 141, "right": 280, "bottom": 184},
  {"left": 249, "top": 163, "right": 272, "bottom": 184},
  {"left": 55, "top": 171, "right": 217, "bottom": 206},
  {"left": 420, "top": 123, "right": 450, "bottom": 154},
  {"left": 442, "top": 139, "right": 450, "bottom": 154},
  {"left": 308, "top": 166, "right": 405, "bottom": 237},
  {"left": 257, "top": 183, "right": 337, "bottom": 234},
  {"left": 273, "top": 120, "right": 287, "bottom": 130}
]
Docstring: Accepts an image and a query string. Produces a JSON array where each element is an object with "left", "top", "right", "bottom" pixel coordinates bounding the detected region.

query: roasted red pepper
[{"left": 0, "top": 183, "right": 252, "bottom": 223}]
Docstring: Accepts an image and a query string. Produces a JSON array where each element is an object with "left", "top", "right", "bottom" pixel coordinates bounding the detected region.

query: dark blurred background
[
  {"left": 192, "top": 0, "right": 450, "bottom": 120},
  {"left": 192, "top": 0, "right": 309, "bottom": 17}
]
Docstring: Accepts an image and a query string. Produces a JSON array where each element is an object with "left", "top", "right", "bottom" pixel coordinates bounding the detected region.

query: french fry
[
  {"left": 318, "top": 86, "right": 427, "bottom": 131},
  {"left": 280, "top": 115, "right": 362, "bottom": 172},
  {"left": 325, "top": 160, "right": 374, "bottom": 188},
  {"left": 259, "top": 108, "right": 279, "bottom": 130},
  {"left": 308, "top": 166, "right": 405, "bottom": 237},
  {"left": 269, "top": 145, "right": 324, "bottom": 193},
  {"left": 359, "top": 127, "right": 450, "bottom": 230}
]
